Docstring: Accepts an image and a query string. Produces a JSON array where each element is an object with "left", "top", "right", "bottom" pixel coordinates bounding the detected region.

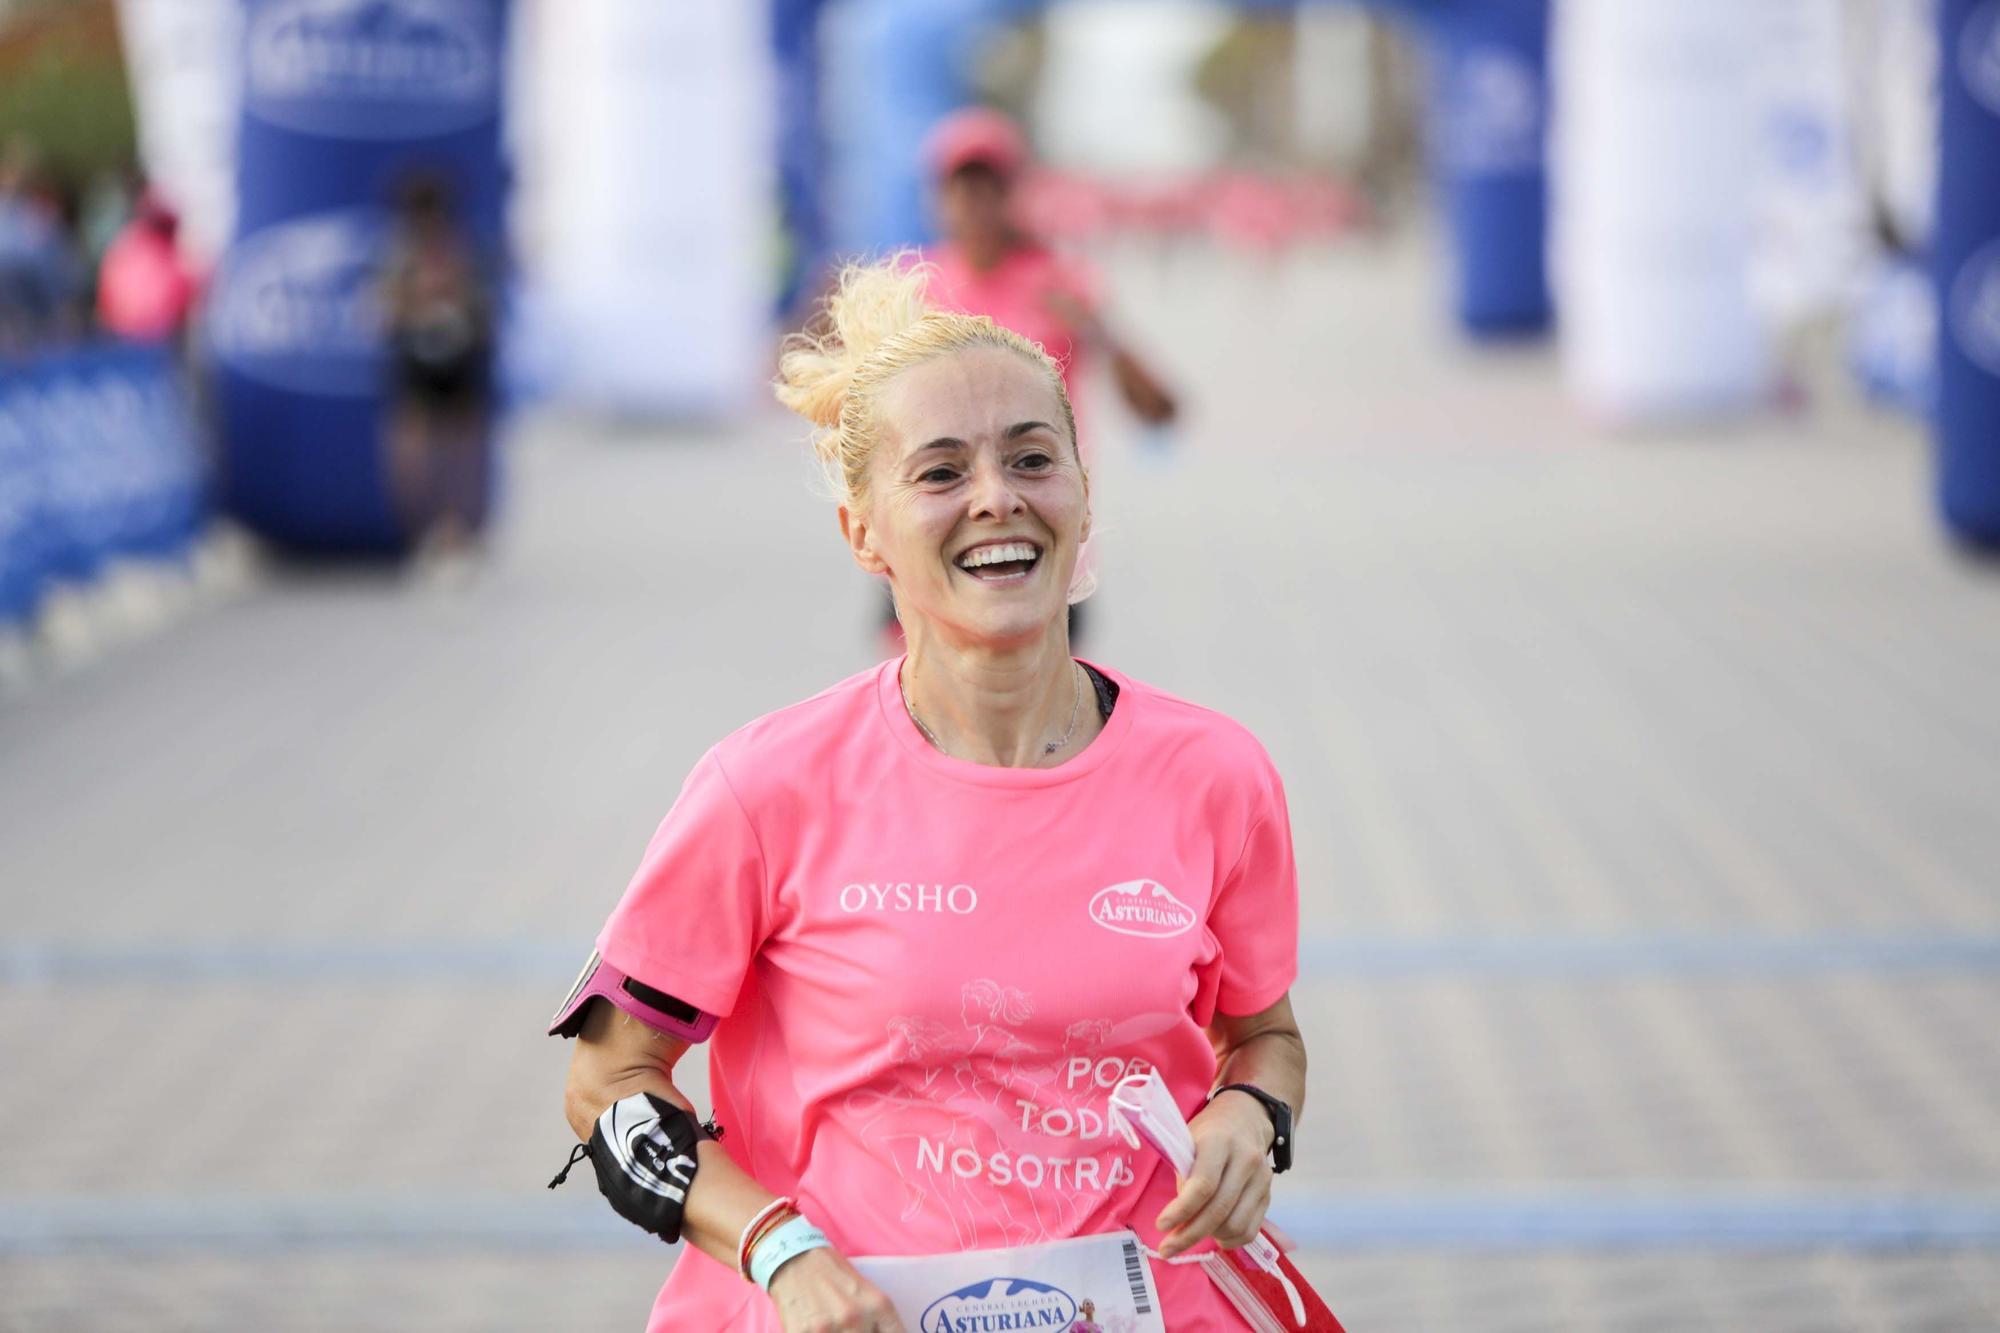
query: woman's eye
[
  {"left": 1015, "top": 452, "right": 1053, "bottom": 471},
  {"left": 919, "top": 467, "right": 960, "bottom": 484}
]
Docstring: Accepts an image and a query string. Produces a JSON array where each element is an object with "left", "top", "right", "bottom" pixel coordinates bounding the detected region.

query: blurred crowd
[{"left": 0, "top": 132, "right": 196, "bottom": 359}]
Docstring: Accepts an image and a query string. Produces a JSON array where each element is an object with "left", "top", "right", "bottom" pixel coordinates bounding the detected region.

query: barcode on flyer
[{"left": 1123, "top": 1236, "right": 1152, "bottom": 1314}]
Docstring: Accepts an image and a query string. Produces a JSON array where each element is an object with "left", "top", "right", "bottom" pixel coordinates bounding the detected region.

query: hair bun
[{"left": 775, "top": 255, "right": 934, "bottom": 443}]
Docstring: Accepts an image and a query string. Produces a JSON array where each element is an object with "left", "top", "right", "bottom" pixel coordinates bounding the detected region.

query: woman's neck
[
  {"left": 957, "top": 225, "right": 1022, "bottom": 275},
  {"left": 900, "top": 627, "right": 1100, "bottom": 768}
]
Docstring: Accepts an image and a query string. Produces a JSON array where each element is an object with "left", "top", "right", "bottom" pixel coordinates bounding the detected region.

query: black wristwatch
[{"left": 1211, "top": 1083, "right": 1293, "bottom": 1173}]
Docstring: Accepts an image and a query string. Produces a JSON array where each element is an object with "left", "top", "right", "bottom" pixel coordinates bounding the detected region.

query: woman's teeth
[{"left": 957, "top": 542, "right": 1041, "bottom": 575}]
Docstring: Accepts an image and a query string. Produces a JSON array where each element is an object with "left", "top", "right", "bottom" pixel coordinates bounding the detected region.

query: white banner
[
  {"left": 113, "top": 0, "right": 241, "bottom": 268},
  {"left": 1750, "top": 0, "right": 1868, "bottom": 326},
  {"left": 511, "top": 0, "right": 774, "bottom": 416},
  {"left": 1552, "top": 0, "right": 1772, "bottom": 419}
]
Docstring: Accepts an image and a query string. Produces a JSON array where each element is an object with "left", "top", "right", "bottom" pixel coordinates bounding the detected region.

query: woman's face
[
  {"left": 844, "top": 346, "right": 1086, "bottom": 652},
  {"left": 938, "top": 164, "right": 1012, "bottom": 253}
]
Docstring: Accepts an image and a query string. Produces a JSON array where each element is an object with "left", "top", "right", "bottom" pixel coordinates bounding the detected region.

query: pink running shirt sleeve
[
  {"left": 1208, "top": 762, "right": 1300, "bottom": 1018},
  {"left": 595, "top": 749, "right": 771, "bottom": 1019}
]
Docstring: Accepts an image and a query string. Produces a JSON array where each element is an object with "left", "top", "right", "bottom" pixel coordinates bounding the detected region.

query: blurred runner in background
[
  {"left": 96, "top": 188, "right": 198, "bottom": 347},
  {"left": 0, "top": 136, "right": 86, "bottom": 354},
  {"left": 380, "top": 171, "right": 496, "bottom": 567},
  {"left": 875, "top": 107, "right": 1178, "bottom": 653},
  {"left": 920, "top": 108, "right": 1178, "bottom": 427}
]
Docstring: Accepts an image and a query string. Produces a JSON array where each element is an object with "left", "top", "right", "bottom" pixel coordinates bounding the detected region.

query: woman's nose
[{"left": 966, "top": 458, "right": 1024, "bottom": 518}]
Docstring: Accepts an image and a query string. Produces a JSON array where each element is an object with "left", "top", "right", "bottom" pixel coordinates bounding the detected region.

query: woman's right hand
[{"left": 767, "top": 1247, "right": 906, "bottom": 1333}]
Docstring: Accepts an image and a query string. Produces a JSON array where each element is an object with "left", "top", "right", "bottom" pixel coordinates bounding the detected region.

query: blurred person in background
[
  {"left": 553, "top": 258, "right": 1306, "bottom": 1332},
  {"left": 0, "top": 136, "right": 86, "bottom": 354},
  {"left": 379, "top": 170, "right": 496, "bottom": 564},
  {"left": 870, "top": 106, "right": 1178, "bottom": 653},
  {"left": 921, "top": 107, "right": 1178, "bottom": 427},
  {"left": 96, "top": 187, "right": 197, "bottom": 346}
]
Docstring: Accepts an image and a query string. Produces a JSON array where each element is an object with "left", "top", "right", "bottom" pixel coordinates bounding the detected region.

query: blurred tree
[
  {"left": 970, "top": 16, "right": 1047, "bottom": 125},
  {"left": 1357, "top": 15, "right": 1427, "bottom": 215},
  {"left": 1191, "top": 8, "right": 1424, "bottom": 209},
  {"left": 0, "top": 0, "right": 137, "bottom": 182},
  {"left": 1193, "top": 15, "right": 1298, "bottom": 163}
]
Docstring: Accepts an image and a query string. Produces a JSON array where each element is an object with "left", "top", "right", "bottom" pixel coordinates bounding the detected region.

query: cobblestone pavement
[{"left": 3, "top": 238, "right": 1998, "bottom": 1330}]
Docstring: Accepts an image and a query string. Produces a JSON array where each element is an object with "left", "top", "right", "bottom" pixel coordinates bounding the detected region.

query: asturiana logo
[
  {"left": 920, "top": 1277, "right": 1077, "bottom": 1333},
  {"left": 247, "top": 0, "right": 497, "bottom": 137},
  {"left": 1088, "top": 879, "right": 1197, "bottom": 939},
  {"left": 208, "top": 211, "right": 386, "bottom": 396}
]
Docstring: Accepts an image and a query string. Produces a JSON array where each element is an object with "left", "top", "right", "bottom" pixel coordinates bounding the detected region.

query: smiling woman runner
[{"left": 552, "top": 257, "right": 1307, "bottom": 1332}]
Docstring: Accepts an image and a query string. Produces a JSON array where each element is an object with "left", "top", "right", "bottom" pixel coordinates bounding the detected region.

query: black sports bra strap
[{"left": 1079, "top": 662, "right": 1119, "bottom": 722}]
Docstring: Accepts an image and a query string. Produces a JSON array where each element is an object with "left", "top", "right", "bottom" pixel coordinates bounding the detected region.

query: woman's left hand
[{"left": 1152, "top": 1089, "right": 1274, "bottom": 1257}]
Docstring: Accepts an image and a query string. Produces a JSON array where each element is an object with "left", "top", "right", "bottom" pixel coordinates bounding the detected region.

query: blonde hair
[{"left": 774, "top": 254, "right": 1082, "bottom": 511}]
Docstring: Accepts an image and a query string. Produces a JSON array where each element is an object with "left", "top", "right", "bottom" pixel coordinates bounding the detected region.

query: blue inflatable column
[
  {"left": 1422, "top": 0, "right": 1553, "bottom": 337},
  {"left": 1937, "top": 0, "right": 2000, "bottom": 548},
  {"left": 773, "top": 0, "right": 830, "bottom": 309},
  {"left": 821, "top": 0, "right": 1019, "bottom": 254},
  {"left": 208, "top": 0, "right": 510, "bottom": 552}
]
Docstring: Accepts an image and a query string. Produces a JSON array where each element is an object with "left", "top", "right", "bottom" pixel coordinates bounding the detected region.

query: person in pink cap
[
  {"left": 553, "top": 257, "right": 1305, "bottom": 1332},
  {"left": 95, "top": 189, "right": 198, "bottom": 346},
  {"left": 873, "top": 106, "right": 1177, "bottom": 654},
  {"left": 921, "top": 106, "right": 1177, "bottom": 432}
]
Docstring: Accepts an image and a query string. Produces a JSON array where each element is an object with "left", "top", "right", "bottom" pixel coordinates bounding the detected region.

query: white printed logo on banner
[
  {"left": 246, "top": 0, "right": 498, "bottom": 138},
  {"left": 1087, "top": 880, "right": 1196, "bottom": 939},
  {"left": 0, "top": 397, "right": 38, "bottom": 554},
  {"left": 920, "top": 1277, "right": 1076, "bottom": 1333},
  {"left": 1443, "top": 47, "right": 1543, "bottom": 175},
  {"left": 0, "top": 368, "right": 194, "bottom": 557},
  {"left": 1950, "top": 239, "right": 2000, "bottom": 378},
  {"left": 1962, "top": 0, "right": 2000, "bottom": 117},
  {"left": 209, "top": 211, "right": 386, "bottom": 396}
]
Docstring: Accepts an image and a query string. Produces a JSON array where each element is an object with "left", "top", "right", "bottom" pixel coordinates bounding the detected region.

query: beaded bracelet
[
  {"left": 736, "top": 1196, "right": 797, "bottom": 1278},
  {"left": 740, "top": 1209, "right": 799, "bottom": 1278},
  {"left": 748, "top": 1214, "right": 833, "bottom": 1292}
]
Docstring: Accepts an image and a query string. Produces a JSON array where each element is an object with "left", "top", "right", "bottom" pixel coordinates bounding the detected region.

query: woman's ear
[{"left": 839, "top": 504, "right": 890, "bottom": 576}]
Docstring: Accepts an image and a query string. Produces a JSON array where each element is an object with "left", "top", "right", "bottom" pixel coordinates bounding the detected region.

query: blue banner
[
  {"left": 0, "top": 344, "right": 208, "bottom": 625},
  {"left": 208, "top": 0, "right": 509, "bottom": 552},
  {"left": 1937, "top": 0, "right": 2000, "bottom": 548},
  {"left": 773, "top": 0, "right": 830, "bottom": 309},
  {"left": 1420, "top": 0, "right": 1552, "bottom": 337}
]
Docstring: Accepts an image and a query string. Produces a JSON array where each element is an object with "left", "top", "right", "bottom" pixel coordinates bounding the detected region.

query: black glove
[{"left": 549, "top": 1092, "right": 715, "bottom": 1243}]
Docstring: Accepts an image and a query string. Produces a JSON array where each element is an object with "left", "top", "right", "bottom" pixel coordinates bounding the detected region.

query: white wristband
[{"left": 749, "top": 1214, "right": 832, "bottom": 1291}]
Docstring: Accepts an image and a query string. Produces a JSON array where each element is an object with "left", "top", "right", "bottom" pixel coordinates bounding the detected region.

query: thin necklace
[{"left": 902, "top": 661, "right": 1084, "bottom": 760}]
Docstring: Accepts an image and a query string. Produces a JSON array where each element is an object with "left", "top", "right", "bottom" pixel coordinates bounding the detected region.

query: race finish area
[{"left": 4, "top": 239, "right": 1998, "bottom": 1330}]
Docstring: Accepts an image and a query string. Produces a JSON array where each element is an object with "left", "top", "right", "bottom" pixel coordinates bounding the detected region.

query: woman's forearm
[
  {"left": 1213, "top": 1027, "right": 1306, "bottom": 1121},
  {"left": 1208, "top": 994, "right": 1307, "bottom": 1121},
  {"left": 566, "top": 1006, "right": 785, "bottom": 1274},
  {"left": 679, "top": 1141, "right": 786, "bottom": 1272}
]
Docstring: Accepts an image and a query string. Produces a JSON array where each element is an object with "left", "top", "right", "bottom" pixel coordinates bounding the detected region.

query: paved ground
[{"left": 3, "top": 236, "right": 1998, "bottom": 1330}]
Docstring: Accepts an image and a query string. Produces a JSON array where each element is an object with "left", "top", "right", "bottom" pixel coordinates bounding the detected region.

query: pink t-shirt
[
  {"left": 922, "top": 242, "right": 1102, "bottom": 400},
  {"left": 595, "top": 659, "right": 1299, "bottom": 1331}
]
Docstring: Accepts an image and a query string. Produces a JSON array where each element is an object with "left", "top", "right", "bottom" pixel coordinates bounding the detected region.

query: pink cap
[{"left": 925, "top": 107, "right": 1030, "bottom": 181}]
